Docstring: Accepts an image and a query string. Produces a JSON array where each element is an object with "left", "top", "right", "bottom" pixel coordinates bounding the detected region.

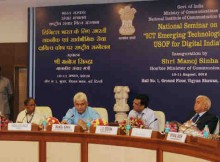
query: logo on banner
[{"left": 119, "top": 6, "right": 136, "bottom": 36}]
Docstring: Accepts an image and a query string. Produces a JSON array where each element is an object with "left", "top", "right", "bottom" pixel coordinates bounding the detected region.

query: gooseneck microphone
[
  {"left": 21, "top": 116, "right": 26, "bottom": 123},
  {"left": 21, "top": 111, "right": 28, "bottom": 123},
  {"left": 147, "top": 118, "right": 158, "bottom": 129},
  {"left": 66, "top": 114, "right": 75, "bottom": 123}
]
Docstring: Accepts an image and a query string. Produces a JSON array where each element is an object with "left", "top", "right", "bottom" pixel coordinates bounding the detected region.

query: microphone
[
  {"left": 21, "top": 111, "right": 28, "bottom": 123},
  {"left": 62, "top": 114, "right": 74, "bottom": 124},
  {"left": 147, "top": 118, "right": 158, "bottom": 129}
]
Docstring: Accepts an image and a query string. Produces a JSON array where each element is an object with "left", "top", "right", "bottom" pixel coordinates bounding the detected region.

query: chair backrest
[
  {"left": 92, "top": 107, "right": 108, "bottom": 122},
  {"left": 35, "top": 106, "right": 53, "bottom": 118},
  {"left": 154, "top": 111, "right": 166, "bottom": 132}
]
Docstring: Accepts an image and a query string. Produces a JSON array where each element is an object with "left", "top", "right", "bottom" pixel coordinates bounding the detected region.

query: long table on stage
[{"left": 0, "top": 129, "right": 219, "bottom": 162}]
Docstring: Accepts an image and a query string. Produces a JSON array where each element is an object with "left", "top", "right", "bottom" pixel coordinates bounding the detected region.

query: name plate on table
[
  {"left": 8, "top": 123, "right": 32, "bottom": 131},
  {"left": 131, "top": 128, "right": 152, "bottom": 138},
  {"left": 95, "top": 126, "right": 118, "bottom": 135},
  {"left": 52, "top": 124, "right": 75, "bottom": 132},
  {"left": 167, "top": 132, "right": 187, "bottom": 143}
]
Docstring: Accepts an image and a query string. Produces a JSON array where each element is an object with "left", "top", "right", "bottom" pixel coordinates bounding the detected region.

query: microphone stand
[
  {"left": 65, "top": 114, "right": 75, "bottom": 123},
  {"left": 147, "top": 118, "right": 158, "bottom": 129}
]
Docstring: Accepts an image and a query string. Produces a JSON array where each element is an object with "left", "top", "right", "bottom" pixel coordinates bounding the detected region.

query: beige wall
[{"left": 0, "top": 2, "right": 28, "bottom": 43}]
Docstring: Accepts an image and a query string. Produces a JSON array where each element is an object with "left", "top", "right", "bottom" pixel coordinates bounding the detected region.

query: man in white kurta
[
  {"left": 16, "top": 108, "right": 42, "bottom": 125},
  {"left": 16, "top": 98, "right": 42, "bottom": 125}
]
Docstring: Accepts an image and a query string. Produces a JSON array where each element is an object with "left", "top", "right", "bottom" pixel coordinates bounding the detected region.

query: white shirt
[
  {"left": 128, "top": 107, "right": 159, "bottom": 131},
  {"left": 191, "top": 111, "right": 206, "bottom": 124},
  {"left": 16, "top": 108, "right": 42, "bottom": 125}
]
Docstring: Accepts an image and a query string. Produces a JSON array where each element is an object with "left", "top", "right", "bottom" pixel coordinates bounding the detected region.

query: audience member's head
[
  {"left": 73, "top": 92, "right": 88, "bottom": 114},
  {"left": 133, "top": 94, "right": 149, "bottom": 113},
  {"left": 194, "top": 95, "right": 211, "bottom": 113},
  {"left": 24, "top": 97, "right": 36, "bottom": 114}
]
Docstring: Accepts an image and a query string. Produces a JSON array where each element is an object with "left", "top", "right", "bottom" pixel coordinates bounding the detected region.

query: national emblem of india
[{"left": 119, "top": 6, "right": 136, "bottom": 36}]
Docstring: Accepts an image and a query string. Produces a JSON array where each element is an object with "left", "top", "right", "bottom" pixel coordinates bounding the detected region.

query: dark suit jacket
[{"left": 195, "top": 111, "right": 218, "bottom": 134}]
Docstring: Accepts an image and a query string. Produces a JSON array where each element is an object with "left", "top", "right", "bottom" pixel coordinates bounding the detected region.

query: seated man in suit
[
  {"left": 128, "top": 94, "right": 158, "bottom": 131},
  {"left": 16, "top": 97, "right": 42, "bottom": 125},
  {"left": 61, "top": 92, "right": 100, "bottom": 127},
  {"left": 184, "top": 95, "right": 218, "bottom": 134}
]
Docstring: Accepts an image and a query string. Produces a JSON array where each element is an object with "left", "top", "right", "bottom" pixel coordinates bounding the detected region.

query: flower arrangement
[
  {"left": 129, "top": 117, "right": 145, "bottom": 128},
  {"left": 46, "top": 117, "right": 60, "bottom": 125},
  {"left": 119, "top": 117, "right": 145, "bottom": 134},
  {"left": 0, "top": 115, "right": 11, "bottom": 127},
  {"left": 169, "top": 121, "right": 178, "bottom": 132},
  {"left": 91, "top": 118, "right": 108, "bottom": 127}
]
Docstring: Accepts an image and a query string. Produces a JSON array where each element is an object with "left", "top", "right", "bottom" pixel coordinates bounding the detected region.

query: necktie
[{"left": 192, "top": 114, "right": 200, "bottom": 123}]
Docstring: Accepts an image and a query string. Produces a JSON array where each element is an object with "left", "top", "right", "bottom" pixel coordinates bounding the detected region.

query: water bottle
[
  {"left": 164, "top": 121, "right": 170, "bottom": 133},
  {"left": 203, "top": 125, "right": 210, "bottom": 138},
  {"left": 125, "top": 118, "right": 131, "bottom": 136},
  {"left": 42, "top": 115, "right": 47, "bottom": 131},
  {"left": 86, "top": 121, "right": 91, "bottom": 133}
]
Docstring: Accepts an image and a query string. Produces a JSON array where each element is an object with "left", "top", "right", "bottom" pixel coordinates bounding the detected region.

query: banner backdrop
[{"left": 29, "top": 0, "right": 220, "bottom": 122}]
